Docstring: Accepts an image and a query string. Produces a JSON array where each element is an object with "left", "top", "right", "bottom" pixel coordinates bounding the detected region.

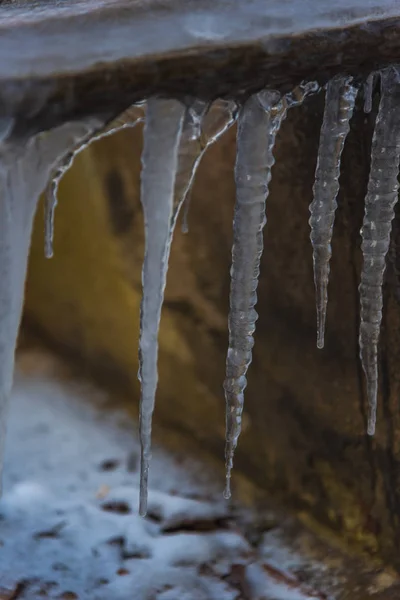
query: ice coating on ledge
[{"left": 0, "top": 0, "right": 398, "bottom": 82}]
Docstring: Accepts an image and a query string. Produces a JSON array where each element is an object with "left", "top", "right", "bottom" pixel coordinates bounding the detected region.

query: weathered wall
[{"left": 23, "top": 92, "right": 400, "bottom": 568}]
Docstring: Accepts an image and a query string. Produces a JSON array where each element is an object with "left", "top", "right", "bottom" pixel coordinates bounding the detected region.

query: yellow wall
[{"left": 24, "top": 124, "right": 228, "bottom": 441}]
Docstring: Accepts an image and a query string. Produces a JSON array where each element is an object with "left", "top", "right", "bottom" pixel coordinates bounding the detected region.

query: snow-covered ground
[{"left": 0, "top": 349, "right": 395, "bottom": 600}]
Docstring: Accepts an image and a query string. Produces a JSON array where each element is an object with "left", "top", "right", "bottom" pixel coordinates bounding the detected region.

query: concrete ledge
[{"left": 1, "top": 1, "right": 400, "bottom": 135}]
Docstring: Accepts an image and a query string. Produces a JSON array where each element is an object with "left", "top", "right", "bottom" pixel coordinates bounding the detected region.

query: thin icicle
[
  {"left": 44, "top": 146, "right": 81, "bottom": 259},
  {"left": 224, "top": 83, "right": 317, "bottom": 500},
  {"left": 44, "top": 103, "right": 146, "bottom": 258},
  {"left": 359, "top": 67, "right": 400, "bottom": 436},
  {"left": 309, "top": 76, "right": 357, "bottom": 349},
  {"left": 364, "top": 73, "right": 375, "bottom": 114},
  {"left": 172, "top": 99, "right": 208, "bottom": 227},
  {"left": 181, "top": 99, "right": 237, "bottom": 233},
  {"left": 138, "top": 98, "right": 185, "bottom": 516}
]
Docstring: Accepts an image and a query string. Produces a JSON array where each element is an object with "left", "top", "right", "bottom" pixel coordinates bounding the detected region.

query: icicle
[
  {"left": 223, "top": 83, "right": 317, "bottom": 500},
  {"left": 223, "top": 91, "right": 284, "bottom": 500},
  {"left": 0, "top": 120, "right": 105, "bottom": 488},
  {"left": 138, "top": 98, "right": 185, "bottom": 516},
  {"left": 309, "top": 76, "right": 357, "bottom": 349},
  {"left": 364, "top": 73, "right": 375, "bottom": 114},
  {"left": 44, "top": 103, "right": 146, "bottom": 258},
  {"left": 180, "top": 99, "right": 238, "bottom": 233},
  {"left": 359, "top": 67, "right": 400, "bottom": 436}
]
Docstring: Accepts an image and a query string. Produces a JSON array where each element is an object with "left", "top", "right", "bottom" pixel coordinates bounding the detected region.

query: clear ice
[
  {"left": 359, "top": 67, "right": 400, "bottom": 435},
  {"left": 224, "top": 83, "right": 317, "bottom": 499},
  {"left": 223, "top": 92, "right": 277, "bottom": 500},
  {"left": 309, "top": 76, "right": 357, "bottom": 349},
  {"left": 138, "top": 98, "right": 185, "bottom": 516},
  {"left": 44, "top": 104, "right": 146, "bottom": 258}
]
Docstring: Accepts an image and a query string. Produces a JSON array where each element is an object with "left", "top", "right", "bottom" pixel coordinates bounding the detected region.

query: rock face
[{"left": 22, "top": 89, "right": 400, "bottom": 570}]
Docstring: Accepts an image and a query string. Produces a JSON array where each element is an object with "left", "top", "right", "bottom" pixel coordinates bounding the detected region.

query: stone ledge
[{"left": 1, "top": 1, "right": 400, "bottom": 135}]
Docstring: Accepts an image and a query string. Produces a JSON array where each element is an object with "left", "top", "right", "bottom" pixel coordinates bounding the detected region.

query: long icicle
[
  {"left": 44, "top": 104, "right": 146, "bottom": 258},
  {"left": 223, "top": 91, "right": 285, "bottom": 500},
  {"left": 309, "top": 76, "right": 357, "bottom": 349},
  {"left": 138, "top": 98, "right": 184, "bottom": 516},
  {"left": 223, "top": 83, "right": 317, "bottom": 499},
  {"left": 360, "top": 67, "right": 400, "bottom": 436}
]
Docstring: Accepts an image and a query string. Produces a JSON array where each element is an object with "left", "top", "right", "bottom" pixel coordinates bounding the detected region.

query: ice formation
[
  {"left": 2, "top": 65, "right": 399, "bottom": 508},
  {"left": 309, "top": 76, "right": 357, "bottom": 349},
  {"left": 223, "top": 82, "right": 317, "bottom": 499},
  {"left": 137, "top": 98, "right": 238, "bottom": 514},
  {"left": 359, "top": 66, "right": 400, "bottom": 435},
  {"left": 138, "top": 98, "right": 185, "bottom": 516},
  {"left": 223, "top": 91, "right": 283, "bottom": 500}
]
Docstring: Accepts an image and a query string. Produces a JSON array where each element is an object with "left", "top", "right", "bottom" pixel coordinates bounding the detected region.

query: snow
[{"left": 0, "top": 352, "right": 330, "bottom": 599}]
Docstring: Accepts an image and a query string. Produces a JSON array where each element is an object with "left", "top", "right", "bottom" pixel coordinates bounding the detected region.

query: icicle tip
[
  {"left": 367, "top": 404, "right": 376, "bottom": 436},
  {"left": 365, "top": 378, "right": 377, "bottom": 436},
  {"left": 223, "top": 479, "right": 231, "bottom": 500},
  {"left": 139, "top": 456, "right": 148, "bottom": 517},
  {"left": 44, "top": 241, "right": 54, "bottom": 260},
  {"left": 316, "top": 332, "right": 325, "bottom": 350}
]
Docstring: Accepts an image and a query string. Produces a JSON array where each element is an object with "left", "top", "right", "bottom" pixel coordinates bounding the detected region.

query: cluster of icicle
[{"left": 44, "top": 66, "right": 400, "bottom": 514}]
